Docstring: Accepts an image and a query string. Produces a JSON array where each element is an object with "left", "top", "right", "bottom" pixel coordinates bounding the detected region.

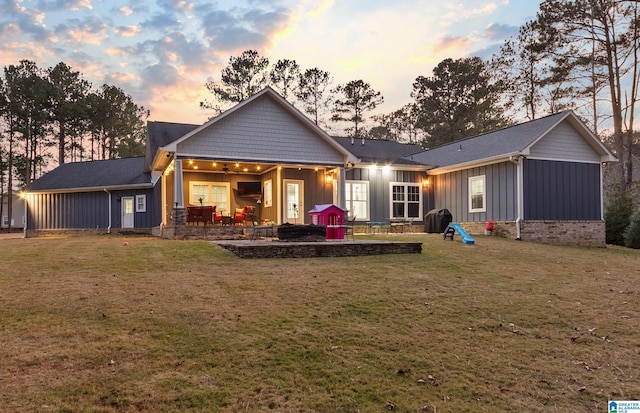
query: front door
[
  {"left": 122, "top": 196, "right": 134, "bottom": 228},
  {"left": 283, "top": 179, "right": 304, "bottom": 224}
]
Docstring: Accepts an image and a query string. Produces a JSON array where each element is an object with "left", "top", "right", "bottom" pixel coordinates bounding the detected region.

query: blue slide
[{"left": 447, "top": 223, "right": 475, "bottom": 245}]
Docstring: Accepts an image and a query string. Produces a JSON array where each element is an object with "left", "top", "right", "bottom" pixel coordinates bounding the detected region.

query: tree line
[
  {"left": 0, "top": 60, "right": 148, "bottom": 230},
  {"left": 200, "top": 50, "right": 508, "bottom": 148},
  {"left": 1, "top": 0, "right": 638, "bottom": 221}
]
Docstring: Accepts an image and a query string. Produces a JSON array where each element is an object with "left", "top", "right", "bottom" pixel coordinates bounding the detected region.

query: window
[
  {"left": 2, "top": 215, "right": 7, "bottom": 227},
  {"left": 345, "top": 181, "right": 369, "bottom": 220},
  {"left": 264, "top": 180, "right": 272, "bottom": 207},
  {"left": 390, "top": 183, "right": 421, "bottom": 219},
  {"left": 135, "top": 195, "right": 146, "bottom": 212},
  {"left": 469, "top": 175, "right": 486, "bottom": 213},
  {"left": 189, "top": 182, "right": 230, "bottom": 214}
]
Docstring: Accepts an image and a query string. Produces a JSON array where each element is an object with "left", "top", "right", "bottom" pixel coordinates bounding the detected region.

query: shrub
[
  {"left": 605, "top": 190, "right": 633, "bottom": 246},
  {"left": 624, "top": 209, "right": 640, "bottom": 249}
]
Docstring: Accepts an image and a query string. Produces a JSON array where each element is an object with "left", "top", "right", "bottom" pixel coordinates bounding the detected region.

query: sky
[{"left": 0, "top": 0, "right": 543, "bottom": 127}]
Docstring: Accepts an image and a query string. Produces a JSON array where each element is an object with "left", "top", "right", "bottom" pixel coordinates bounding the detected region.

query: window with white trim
[
  {"left": 135, "top": 195, "right": 146, "bottom": 212},
  {"left": 264, "top": 180, "right": 273, "bottom": 207},
  {"left": 469, "top": 175, "right": 486, "bottom": 213},
  {"left": 189, "top": 182, "right": 230, "bottom": 213},
  {"left": 345, "top": 181, "right": 369, "bottom": 220},
  {"left": 390, "top": 183, "right": 422, "bottom": 219}
]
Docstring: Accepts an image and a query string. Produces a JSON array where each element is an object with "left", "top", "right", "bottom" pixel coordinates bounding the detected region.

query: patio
[{"left": 213, "top": 239, "right": 423, "bottom": 259}]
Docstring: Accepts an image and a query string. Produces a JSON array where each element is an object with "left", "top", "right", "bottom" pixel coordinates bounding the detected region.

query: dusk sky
[{"left": 1, "top": 0, "right": 542, "bottom": 126}]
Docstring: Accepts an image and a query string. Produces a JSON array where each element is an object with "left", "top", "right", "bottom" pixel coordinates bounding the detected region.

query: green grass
[{"left": 1, "top": 234, "right": 639, "bottom": 412}]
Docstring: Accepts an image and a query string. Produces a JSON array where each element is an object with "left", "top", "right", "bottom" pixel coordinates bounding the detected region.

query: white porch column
[
  {"left": 174, "top": 159, "right": 184, "bottom": 208},
  {"left": 337, "top": 166, "right": 346, "bottom": 210}
]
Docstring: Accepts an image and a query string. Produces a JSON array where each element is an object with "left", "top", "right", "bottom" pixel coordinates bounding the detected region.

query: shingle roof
[
  {"left": 409, "top": 111, "right": 572, "bottom": 168},
  {"left": 145, "top": 120, "right": 199, "bottom": 171},
  {"left": 27, "top": 157, "right": 151, "bottom": 192},
  {"left": 332, "top": 137, "right": 426, "bottom": 166}
]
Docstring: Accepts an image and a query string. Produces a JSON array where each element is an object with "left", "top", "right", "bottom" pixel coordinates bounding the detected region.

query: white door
[
  {"left": 122, "top": 196, "right": 134, "bottom": 228},
  {"left": 283, "top": 180, "right": 304, "bottom": 224}
]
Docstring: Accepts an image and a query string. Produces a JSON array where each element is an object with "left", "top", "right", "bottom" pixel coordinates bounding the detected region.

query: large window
[
  {"left": 345, "top": 181, "right": 369, "bottom": 220},
  {"left": 190, "top": 182, "right": 230, "bottom": 214},
  {"left": 469, "top": 175, "right": 486, "bottom": 213},
  {"left": 390, "top": 183, "right": 421, "bottom": 219}
]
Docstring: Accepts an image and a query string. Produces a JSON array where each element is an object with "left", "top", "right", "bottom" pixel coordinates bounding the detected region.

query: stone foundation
[
  {"left": 457, "top": 220, "right": 606, "bottom": 247},
  {"left": 26, "top": 228, "right": 152, "bottom": 238},
  {"left": 216, "top": 240, "right": 423, "bottom": 258},
  {"left": 155, "top": 224, "right": 246, "bottom": 240}
]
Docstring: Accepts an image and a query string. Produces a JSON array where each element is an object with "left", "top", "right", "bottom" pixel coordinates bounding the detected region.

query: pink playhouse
[{"left": 309, "top": 204, "right": 346, "bottom": 240}]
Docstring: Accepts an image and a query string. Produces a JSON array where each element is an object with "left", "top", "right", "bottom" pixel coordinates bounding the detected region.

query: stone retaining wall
[
  {"left": 217, "top": 241, "right": 423, "bottom": 258},
  {"left": 457, "top": 220, "right": 606, "bottom": 247},
  {"left": 155, "top": 225, "right": 246, "bottom": 240}
]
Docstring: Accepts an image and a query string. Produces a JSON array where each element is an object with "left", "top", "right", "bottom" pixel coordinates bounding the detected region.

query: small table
[{"left": 221, "top": 215, "right": 233, "bottom": 226}]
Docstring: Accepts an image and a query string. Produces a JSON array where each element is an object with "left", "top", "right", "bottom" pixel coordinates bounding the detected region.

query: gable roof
[
  {"left": 151, "top": 87, "right": 358, "bottom": 170},
  {"left": 145, "top": 121, "right": 199, "bottom": 172},
  {"left": 333, "top": 137, "right": 427, "bottom": 167},
  {"left": 410, "top": 110, "right": 617, "bottom": 172},
  {"left": 27, "top": 157, "right": 152, "bottom": 193}
]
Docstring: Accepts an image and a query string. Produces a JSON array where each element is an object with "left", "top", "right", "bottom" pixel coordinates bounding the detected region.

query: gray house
[
  {"left": 25, "top": 157, "right": 157, "bottom": 233},
  {"left": 412, "top": 110, "right": 617, "bottom": 246},
  {"left": 23, "top": 88, "right": 615, "bottom": 246}
]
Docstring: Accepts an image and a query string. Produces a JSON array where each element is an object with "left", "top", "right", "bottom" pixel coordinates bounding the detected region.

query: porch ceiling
[{"left": 175, "top": 158, "right": 339, "bottom": 174}]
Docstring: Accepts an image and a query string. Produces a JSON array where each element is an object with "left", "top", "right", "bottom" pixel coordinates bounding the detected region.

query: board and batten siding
[
  {"left": 177, "top": 95, "right": 345, "bottom": 165},
  {"left": 523, "top": 159, "right": 601, "bottom": 220},
  {"left": 27, "top": 189, "right": 156, "bottom": 230},
  {"left": 431, "top": 161, "right": 518, "bottom": 223},
  {"left": 528, "top": 120, "right": 601, "bottom": 163},
  {"left": 346, "top": 168, "right": 424, "bottom": 222}
]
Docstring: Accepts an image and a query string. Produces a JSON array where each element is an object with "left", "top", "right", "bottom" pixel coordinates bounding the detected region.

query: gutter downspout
[
  {"left": 22, "top": 194, "right": 27, "bottom": 239},
  {"left": 104, "top": 188, "right": 112, "bottom": 234},
  {"left": 510, "top": 155, "right": 523, "bottom": 240}
]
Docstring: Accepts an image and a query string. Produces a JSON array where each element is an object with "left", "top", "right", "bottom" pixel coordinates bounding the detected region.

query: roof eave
[
  {"left": 26, "top": 182, "right": 154, "bottom": 194},
  {"left": 426, "top": 152, "right": 522, "bottom": 175}
]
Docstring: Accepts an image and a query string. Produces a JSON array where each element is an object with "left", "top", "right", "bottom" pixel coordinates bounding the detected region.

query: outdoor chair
[
  {"left": 248, "top": 213, "right": 274, "bottom": 241},
  {"left": 342, "top": 215, "right": 356, "bottom": 240}
]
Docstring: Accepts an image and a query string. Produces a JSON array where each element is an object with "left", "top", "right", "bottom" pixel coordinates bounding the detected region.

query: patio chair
[
  {"left": 248, "top": 213, "right": 274, "bottom": 241},
  {"left": 343, "top": 215, "right": 356, "bottom": 240}
]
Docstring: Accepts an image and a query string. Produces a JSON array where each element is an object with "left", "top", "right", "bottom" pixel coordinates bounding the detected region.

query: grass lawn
[{"left": 1, "top": 234, "right": 639, "bottom": 412}]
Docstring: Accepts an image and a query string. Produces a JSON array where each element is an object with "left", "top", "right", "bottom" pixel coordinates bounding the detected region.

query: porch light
[
  {"left": 243, "top": 167, "right": 248, "bottom": 172},
  {"left": 383, "top": 165, "right": 391, "bottom": 172},
  {"left": 314, "top": 167, "right": 319, "bottom": 172},
  {"left": 257, "top": 165, "right": 261, "bottom": 171},
  {"left": 368, "top": 164, "right": 377, "bottom": 171},
  {"left": 19, "top": 191, "right": 27, "bottom": 199},
  {"left": 235, "top": 163, "right": 240, "bottom": 168},
  {"left": 422, "top": 179, "right": 430, "bottom": 187},
  {"left": 325, "top": 174, "right": 333, "bottom": 184},
  {"left": 212, "top": 162, "right": 217, "bottom": 167}
]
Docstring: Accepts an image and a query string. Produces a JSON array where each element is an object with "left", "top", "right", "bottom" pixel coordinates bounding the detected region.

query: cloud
[
  {"left": 140, "top": 12, "right": 183, "bottom": 32},
  {"left": 35, "top": 0, "right": 93, "bottom": 11},
  {"left": 141, "top": 64, "right": 178, "bottom": 87},
  {"left": 201, "top": 6, "right": 292, "bottom": 51},
  {"left": 114, "top": 25, "right": 140, "bottom": 36},
  {"left": 440, "top": 1, "right": 499, "bottom": 26},
  {"left": 54, "top": 17, "right": 110, "bottom": 45},
  {"left": 0, "top": 0, "right": 49, "bottom": 42},
  {"left": 118, "top": 6, "right": 133, "bottom": 16},
  {"left": 482, "top": 22, "right": 518, "bottom": 40}
]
